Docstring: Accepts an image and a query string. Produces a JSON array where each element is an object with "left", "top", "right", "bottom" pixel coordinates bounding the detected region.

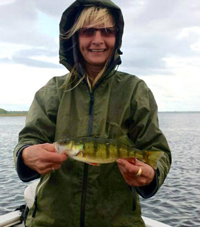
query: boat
[{"left": 0, "top": 180, "right": 172, "bottom": 227}]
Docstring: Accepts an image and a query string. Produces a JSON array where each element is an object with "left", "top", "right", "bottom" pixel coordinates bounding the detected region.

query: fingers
[
  {"left": 116, "top": 158, "right": 155, "bottom": 187},
  {"left": 41, "top": 143, "right": 56, "bottom": 152},
  {"left": 22, "top": 144, "right": 68, "bottom": 174},
  {"left": 40, "top": 143, "right": 68, "bottom": 163},
  {"left": 116, "top": 159, "right": 141, "bottom": 176},
  {"left": 36, "top": 163, "right": 62, "bottom": 175},
  {"left": 41, "top": 150, "right": 68, "bottom": 164},
  {"left": 117, "top": 163, "right": 142, "bottom": 187},
  {"left": 38, "top": 144, "right": 68, "bottom": 163}
]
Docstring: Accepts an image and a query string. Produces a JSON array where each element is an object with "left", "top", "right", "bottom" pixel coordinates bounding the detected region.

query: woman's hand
[
  {"left": 116, "top": 158, "right": 155, "bottom": 187},
  {"left": 22, "top": 143, "right": 68, "bottom": 175}
]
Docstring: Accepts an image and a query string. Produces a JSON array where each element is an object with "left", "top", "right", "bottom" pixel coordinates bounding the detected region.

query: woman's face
[{"left": 78, "top": 15, "right": 116, "bottom": 69}]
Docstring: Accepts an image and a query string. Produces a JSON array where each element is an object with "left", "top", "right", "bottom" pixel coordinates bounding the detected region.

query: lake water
[{"left": 0, "top": 113, "right": 200, "bottom": 227}]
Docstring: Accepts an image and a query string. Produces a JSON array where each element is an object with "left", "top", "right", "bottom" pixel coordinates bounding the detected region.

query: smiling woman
[
  {"left": 61, "top": 6, "right": 117, "bottom": 89},
  {"left": 13, "top": 1, "right": 171, "bottom": 227},
  {"left": 79, "top": 24, "right": 116, "bottom": 68},
  {"left": 78, "top": 15, "right": 116, "bottom": 84}
]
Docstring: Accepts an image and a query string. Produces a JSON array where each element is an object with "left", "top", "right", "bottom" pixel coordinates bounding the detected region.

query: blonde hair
[
  {"left": 61, "top": 6, "right": 116, "bottom": 91},
  {"left": 62, "top": 6, "right": 115, "bottom": 39}
]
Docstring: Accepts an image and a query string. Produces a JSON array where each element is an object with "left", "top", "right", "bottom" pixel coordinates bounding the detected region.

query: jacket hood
[{"left": 59, "top": 0, "right": 124, "bottom": 73}]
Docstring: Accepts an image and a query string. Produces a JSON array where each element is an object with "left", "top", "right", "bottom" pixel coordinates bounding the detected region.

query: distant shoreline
[
  {"left": 0, "top": 111, "right": 199, "bottom": 117},
  {"left": 159, "top": 111, "right": 200, "bottom": 113},
  {"left": 0, "top": 111, "right": 28, "bottom": 117},
  {"left": 0, "top": 113, "right": 27, "bottom": 117}
]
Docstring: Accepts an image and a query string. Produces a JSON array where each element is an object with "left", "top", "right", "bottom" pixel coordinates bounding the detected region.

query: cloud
[
  {"left": 131, "top": 0, "right": 200, "bottom": 29},
  {"left": 0, "top": 57, "right": 11, "bottom": 64},
  {"left": 11, "top": 56, "right": 61, "bottom": 68},
  {"left": 1, "top": 0, "right": 200, "bottom": 75},
  {"left": 0, "top": 0, "right": 57, "bottom": 47},
  {"left": 0, "top": 0, "right": 66, "bottom": 68},
  {"left": 0, "top": 47, "right": 62, "bottom": 68},
  {"left": 1, "top": 0, "right": 200, "bottom": 111},
  {"left": 14, "top": 48, "right": 58, "bottom": 58},
  {"left": 118, "top": 0, "right": 200, "bottom": 74}
]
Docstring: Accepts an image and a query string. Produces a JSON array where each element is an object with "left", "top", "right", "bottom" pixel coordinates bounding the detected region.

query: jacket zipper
[
  {"left": 80, "top": 92, "right": 94, "bottom": 227},
  {"left": 88, "top": 93, "right": 94, "bottom": 135}
]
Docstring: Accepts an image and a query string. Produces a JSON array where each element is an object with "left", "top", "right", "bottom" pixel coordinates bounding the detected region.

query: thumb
[{"left": 42, "top": 143, "right": 56, "bottom": 152}]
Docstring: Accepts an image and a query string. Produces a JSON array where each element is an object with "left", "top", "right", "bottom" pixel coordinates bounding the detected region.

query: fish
[{"left": 54, "top": 137, "right": 163, "bottom": 168}]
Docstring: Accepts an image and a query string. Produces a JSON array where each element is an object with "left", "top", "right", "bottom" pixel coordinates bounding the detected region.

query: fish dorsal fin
[{"left": 117, "top": 135, "right": 135, "bottom": 146}]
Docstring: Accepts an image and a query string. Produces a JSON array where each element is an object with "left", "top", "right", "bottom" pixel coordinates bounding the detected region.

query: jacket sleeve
[
  {"left": 128, "top": 80, "right": 172, "bottom": 198},
  {"left": 13, "top": 77, "right": 61, "bottom": 182}
]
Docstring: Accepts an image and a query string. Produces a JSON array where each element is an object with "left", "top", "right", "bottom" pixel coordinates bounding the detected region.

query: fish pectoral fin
[
  {"left": 87, "top": 162, "right": 100, "bottom": 166},
  {"left": 76, "top": 151, "right": 83, "bottom": 157}
]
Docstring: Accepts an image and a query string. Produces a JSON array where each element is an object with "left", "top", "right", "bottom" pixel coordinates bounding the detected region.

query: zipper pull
[{"left": 32, "top": 195, "right": 38, "bottom": 218}]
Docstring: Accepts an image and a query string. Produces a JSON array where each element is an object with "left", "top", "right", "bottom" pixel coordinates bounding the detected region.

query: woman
[{"left": 14, "top": 0, "right": 171, "bottom": 226}]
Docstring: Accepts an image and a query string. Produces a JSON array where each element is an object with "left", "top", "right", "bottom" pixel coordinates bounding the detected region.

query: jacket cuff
[
  {"left": 16, "top": 145, "right": 40, "bottom": 182},
  {"left": 135, "top": 169, "right": 159, "bottom": 199}
]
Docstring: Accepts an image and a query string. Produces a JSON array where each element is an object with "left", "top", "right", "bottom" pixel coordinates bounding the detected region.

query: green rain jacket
[{"left": 14, "top": 0, "right": 171, "bottom": 226}]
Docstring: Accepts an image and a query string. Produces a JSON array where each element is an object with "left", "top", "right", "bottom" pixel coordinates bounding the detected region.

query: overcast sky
[{"left": 0, "top": 0, "right": 200, "bottom": 111}]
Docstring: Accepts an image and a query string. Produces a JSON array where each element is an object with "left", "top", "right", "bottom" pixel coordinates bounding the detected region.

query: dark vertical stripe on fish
[
  {"left": 106, "top": 142, "right": 110, "bottom": 158},
  {"left": 83, "top": 139, "right": 85, "bottom": 151},
  {"left": 127, "top": 144, "right": 130, "bottom": 158},
  {"left": 94, "top": 140, "right": 98, "bottom": 157},
  {"left": 117, "top": 143, "right": 121, "bottom": 158},
  {"left": 145, "top": 151, "right": 150, "bottom": 164}
]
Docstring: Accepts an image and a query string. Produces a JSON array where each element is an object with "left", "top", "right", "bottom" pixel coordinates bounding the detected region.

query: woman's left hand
[{"left": 116, "top": 158, "right": 155, "bottom": 187}]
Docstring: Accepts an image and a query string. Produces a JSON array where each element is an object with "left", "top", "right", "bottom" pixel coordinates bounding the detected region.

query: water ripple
[{"left": 0, "top": 114, "right": 200, "bottom": 227}]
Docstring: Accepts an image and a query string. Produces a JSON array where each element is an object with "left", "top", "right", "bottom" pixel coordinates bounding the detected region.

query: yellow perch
[{"left": 54, "top": 137, "right": 163, "bottom": 168}]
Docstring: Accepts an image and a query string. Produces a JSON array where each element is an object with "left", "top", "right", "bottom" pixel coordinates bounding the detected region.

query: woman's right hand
[{"left": 22, "top": 143, "right": 68, "bottom": 174}]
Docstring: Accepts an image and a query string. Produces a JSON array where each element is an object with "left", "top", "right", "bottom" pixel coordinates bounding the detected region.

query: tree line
[{"left": 0, "top": 108, "right": 27, "bottom": 115}]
